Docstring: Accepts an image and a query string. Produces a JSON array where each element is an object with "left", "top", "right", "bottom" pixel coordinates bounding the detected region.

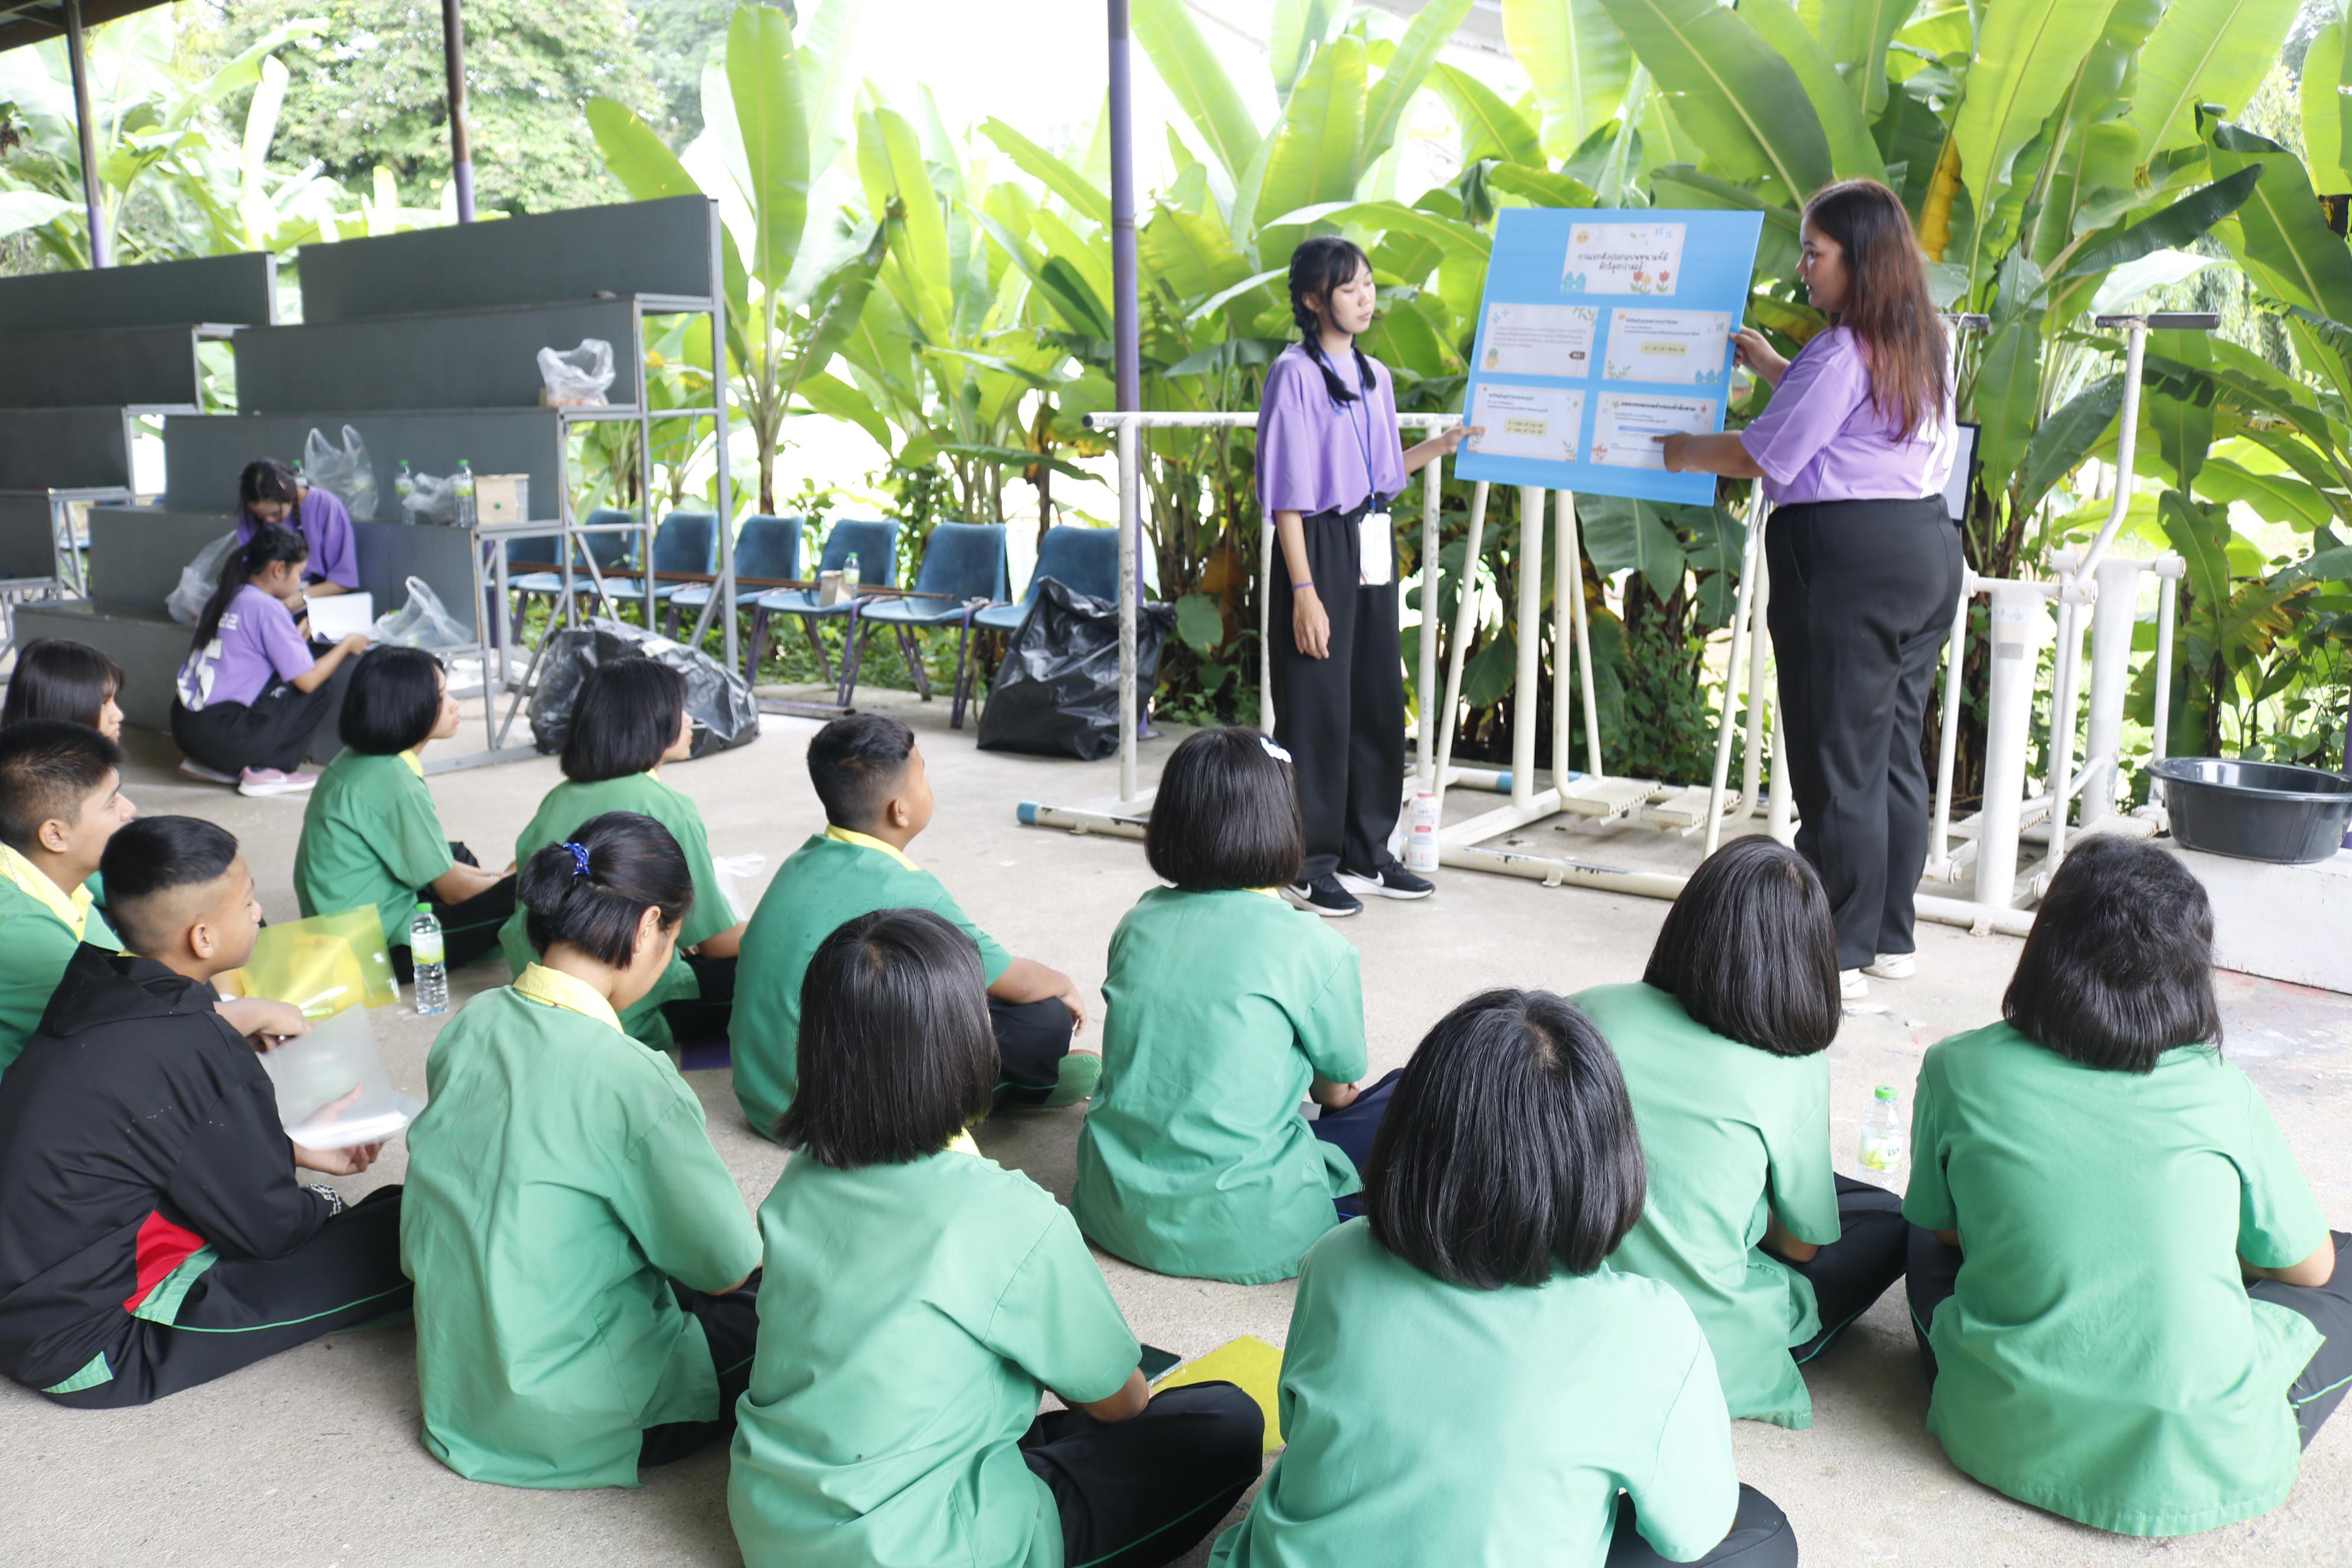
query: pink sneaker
[
  {"left": 177, "top": 757, "right": 240, "bottom": 785},
  {"left": 238, "top": 766, "right": 319, "bottom": 798}
]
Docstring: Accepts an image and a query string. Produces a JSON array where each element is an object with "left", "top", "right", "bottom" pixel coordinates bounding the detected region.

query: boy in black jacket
[{"left": 0, "top": 815, "right": 409, "bottom": 1408}]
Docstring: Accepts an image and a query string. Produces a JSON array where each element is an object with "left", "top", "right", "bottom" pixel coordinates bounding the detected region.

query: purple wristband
[{"left": 1292, "top": 579, "right": 1315, "bottom": 591}]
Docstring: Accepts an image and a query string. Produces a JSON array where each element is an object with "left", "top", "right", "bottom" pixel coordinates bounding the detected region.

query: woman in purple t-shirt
[
  {"left": 236, "top": 459, "right": 360, "bottom": 596},
  {"left": 170, "top": 524, "right": 370, "bottom": 798},
  {"left": 1256, "top": 237, "right": 1479, "bottom": 918},
  {"left": 1659, "top": 179, "right": 1959, "bottom": 999}
]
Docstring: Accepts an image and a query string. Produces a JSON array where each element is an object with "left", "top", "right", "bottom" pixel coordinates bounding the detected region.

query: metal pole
[
  {"left": 1550, "top": 490, "right": 1574, "bottom": 790},
  {"left": 1926, "top": 579, "right": 1970, "bottom": 874},
  {"left": 1976, "top": 582, "right": 2053, "bottom": 911},
  {"left": 441, "top": 0, "right": 478, "bottom": 223},
  {"left": 2152, "top": 570, "right": 2178, "bottom": 767},
  {"left": 1739, "top": 511, "right": 1770, "bottom": 811},
  {"left": 1117, "top": 421, "right": 1139, "bottom": 803},
  {"left": 1510, "top": 488, "right": 1544, "bottom": 809},
  {"left": 1562, "top": 492, "right": 1603, "bottom": 776},
  {"left": 1432, "top": 481, "right": 1490, "bottom": 809},
  {"left": 1702, "top": 505, "right": 1762, "bottom": 855},
  {"left": 1108, "top": 0, "right": 1142, "bottom": 614},
  {"left": 1415, "top": 454, "right": 1443, "bottom": 784},
  {"left": 63, "top": 0, "right": 107, "bottom": 268},
  {"left": 710, "top": 205, "right": 737, "bottom": 669}
]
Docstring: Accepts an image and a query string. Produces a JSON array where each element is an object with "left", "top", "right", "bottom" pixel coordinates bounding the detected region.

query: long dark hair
[
  {"left": 1288, "top": 234, "right": 1377, "bottom": 404},
  {"left": 1802, "top": 178, "right": 1946, "bottom": 442},
  {"left": 1644, "top": 837, "right": 1841, "bottom": 1057},
  {"left": 193, "top": 524, "right": 308, "bottom": 651}
]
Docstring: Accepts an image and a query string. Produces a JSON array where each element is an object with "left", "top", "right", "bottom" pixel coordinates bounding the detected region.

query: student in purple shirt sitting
[
  {"left": 1256, "top": 236, "right": 1480, "bottom": 919},
  {"left": 170, "top": 525, "right": 369, "bottom": 798},
  {"left": 1660, "top": 178, "right": 1959, "bottom": 1002},
  {"left": 236, "top": 459, "right": 360, "bottom": 598}
]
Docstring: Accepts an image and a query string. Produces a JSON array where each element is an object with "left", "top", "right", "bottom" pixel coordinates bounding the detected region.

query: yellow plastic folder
[
  {"left": 218, "top": 907, "right": 398, "bottom": 1017},
  {"left": 1153, "top": 1334, "right": 1286, "bottom": 1452}
]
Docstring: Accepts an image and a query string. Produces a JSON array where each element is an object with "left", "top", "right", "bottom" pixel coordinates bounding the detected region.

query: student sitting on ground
[
  {"left": 729, "top": 907, "right": 1262, "bottom": 1568},
  {"left": 496, "top": 658, "right": 743, "bottom": 1052},
  {"left": 237, "top": 458, "right": 358, "bottom": 597},
  {"left": 4, "top": 638, "right": 126, "bottom": 740},
  {"left": 1905, "top": 835, "right": 2348, "bottom": 1537},
  {"left": 1209, "top": 988, "right": 1799, "bottom": 1568},
  {"left": 296, "top": 647, "right": 515, "bottom": 982},
  {"left": 733, "top": 713, "right": 1092, "bottom": 1133},
  {"left": 0, "top": 815, "right": 405, "bottom": 1409},
  {"left": 171, "top": 524, "right": 368, "bottom": 798},
  {"left": 404, "top": 811, "right": 761, "bottom": 1488},
  {"left": 1574, "top": 836, "right": 1906, "bottom": 1430},
  {"left": 1074, "top": 727, "right": 1391, "bottom": 1285},
  {"left": 0, "top": 721, "right": 133, "bottom": 1077}
]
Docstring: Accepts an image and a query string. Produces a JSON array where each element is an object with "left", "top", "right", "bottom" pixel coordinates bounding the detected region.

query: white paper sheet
[
  {"left": 1465, "top": 384, "right": 1587, "bottom": 463},
  {"left": 1602, "top": 310, "right": 1732, "bottom": 386},
  {"left": 1589, "top": 393, "right": 1718, "bottom": 470}
]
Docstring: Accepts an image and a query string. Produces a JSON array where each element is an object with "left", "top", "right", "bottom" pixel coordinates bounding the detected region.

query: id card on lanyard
[{"left": 1334, "top": 367, "right": 1394, "bottom": 586}]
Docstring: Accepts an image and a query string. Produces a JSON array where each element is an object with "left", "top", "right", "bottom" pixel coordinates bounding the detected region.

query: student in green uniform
[
  {"left": 1210, "top": 988, "right": 1799, "bottom": 1568},
  {"left": 1074, "top": 727, "right": 1390, "bottom": 1285},
  {"left": 0, "top": 721, "right": 135, "bottom": 1077},
  {"left": 1905, "top": 837, "right": 2348, "bottom": 1537},
  {"left": 295, "top": 647, "right": 515, "bottom": 980},
  {"left": 498, "top": 658, "right": 744, "bottom": 1052},
  {"left": 1574, "top": 836, "right": 1906, "bottom": 1429},
  {"left": 731, "top": 712, "right": 1093, "bottom": 1133},
  {"left": 404, "top": 810, "right": 763, "bottom": 1488},
  {"left": 729, "top": 906, "right": 1263, "bottom": 1568}
]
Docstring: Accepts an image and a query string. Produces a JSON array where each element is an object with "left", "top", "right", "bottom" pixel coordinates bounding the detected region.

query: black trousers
[
  {"left": 1907, "top": 1229, "right": 2352, "bottom": 1448},
  {"left": 45, "top": 1185, "right": 409, "bottom": 1409},
  {"left": 639, "top": 1270, "right": 764, "bottom": 1469},
  {"left": 1765, "top": 499, "right": 1962, "bottom": 970},
  {"left": 1269, "top": 504, "right": 1405, "bottom": 882},
  {"left": 169, "top": 660, "right": 356, "bottom": 776},
  {"left": 391, "top": 842, "right": 516, "bottom": 982},
  {"left": 1309, "top": 1066, "right": 1402, "bottom": 1217},
  {"left": 992, "top": 994, "right": 1075, "bottom": 1108},
  {"left": 661, "top": 952, "right": 739, "bottom": 1051},
  {"left": 1606, "top": 1484, "right": 1799, "bottom": 1567},
  {"left": 1021, "top": 1379, "right": 1264, "bottom": 1568},
  {"left": 1787, "top": 1175, "right": 1910, "bottom": 1364}
]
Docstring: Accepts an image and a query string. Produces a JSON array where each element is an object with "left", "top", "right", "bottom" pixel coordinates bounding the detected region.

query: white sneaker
[
  {"left": 178, "top": 757, "right": 240, "bottom": 785},
  {"left": 1840, "top": 969, "right": 1870, "bottom": 1001},
  {"left": 238, "top": 766, "right": 319, "bottom": 797},
  {"left": 1864, "top": 953, "right": 1916, "bottom": 980}
]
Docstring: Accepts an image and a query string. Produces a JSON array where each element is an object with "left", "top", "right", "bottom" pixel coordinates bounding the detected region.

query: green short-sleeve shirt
[
  {"left": 1073, "top": 887, "right": 1367, "bottom": 1284},
  {"left": 1903, "top": 1021, "right": 2330, "bottom": 1536},
  {"left": 294, "top": 750, "right": 456, "bottom": 945},
  {"left": 731, "top": 830, "right": 1012, "bottom": 1133},
  {"left": 1210, "top": 1221, "right": 1737, "bottom": 1568},
  {"left": 727, "top": 1145, "right": 1141, "bottom": 1568},
  {"left": 1573, "top": 982, "right": 1840, "bottom": 1427},
  {"left": 498, "top": 772, "right": 738, "bottom": 1051},
  {"left": 401, "top": 974, "right": 761, "bottom": 1489},
  {"left": 0, "top": 881, "right": 118, "bottom": 1079}
]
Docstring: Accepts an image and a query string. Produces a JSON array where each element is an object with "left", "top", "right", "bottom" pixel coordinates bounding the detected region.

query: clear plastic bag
[
  {"left": 165, "top": 531, "right": 239, "bottom": 626},
  {"left": 537, "top": 339, "right": 616, "bottom": 407},
  {"left": 401, "top": 471, "right": 459, "bottom": 525},
  {"left": 303, "top": 424, "right": 379, "bottom": 521},
  {"left": 370, "top": 576, "right": 473, "bottom": 651}
]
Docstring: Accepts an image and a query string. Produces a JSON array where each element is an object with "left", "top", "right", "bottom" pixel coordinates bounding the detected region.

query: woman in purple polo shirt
[
  {"left": 1257, "top": 236, "right": 1479, "bottom": 918},
  {"left": 237, "top": 459, "right": 360, "bottom": 597},
  {"left": 1661, "top": 179, "right": 1958, "bottom": 999},
  {"left": 171, "top": 524, "right": 370, "bottom": 798}
]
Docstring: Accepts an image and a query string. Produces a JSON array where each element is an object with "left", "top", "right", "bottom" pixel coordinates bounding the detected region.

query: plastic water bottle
[
  {"left": 1405, "top": 789, "right": 1441, "bottom": 874},
  {"left": 410, "top": 903, "right": 448, "bottom": 1016},
  {"left": 394, "top": 460, "right": 415, "bottom": 507},
  {"left": 453, "top": 460, "right": 476, "bottom": 527},
  {"left": 1857, "top": 1084, "right": 1906, "bottom": 1173}
]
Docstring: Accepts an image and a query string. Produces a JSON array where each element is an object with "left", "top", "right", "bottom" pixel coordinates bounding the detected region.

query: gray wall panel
[
  {"left": 162, "top": 411, "right": 561, "bottom": 521},
  {"left": 233, "top": 300, "right": 641, "bottom": 413},
  {"left": 0, "top": 252, "right": 275, "bottom": 334},
  {"left": 0, "top": 409, "right": 132, "bottom": 489},
  {"left": 87, "top": 508, "right": 230, "bottom": 615},
  {"left": 299, "top": 197, "right": 716, "bottom": 323},
  {"left": 352, "top": 521, "right": 484, "bottom": 643},
  {"left": 0, "top": 324, "right": 203, "bottom": 409},
  {"left": 10, "top": 603, "right": 194, "bottom": 732},
  {"left": 0, "top": 494, "right": 55, "bottom": 579}
]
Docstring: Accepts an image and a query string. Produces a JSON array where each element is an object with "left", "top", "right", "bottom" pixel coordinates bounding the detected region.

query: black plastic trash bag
[
  {"left": 528, "top": 620, "right": 760, "bottom": 760},
  {"left": 978, "top": 577, "right": 1175, "bottom": 761}
]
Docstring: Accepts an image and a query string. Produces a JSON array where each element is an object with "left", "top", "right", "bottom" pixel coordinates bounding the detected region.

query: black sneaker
[
  {"left": 1282, "top": 874, "right": 1363, "bottom": 917},
  {"left": 1339, "top": 857, "right": 1435, "bottom": 900}
]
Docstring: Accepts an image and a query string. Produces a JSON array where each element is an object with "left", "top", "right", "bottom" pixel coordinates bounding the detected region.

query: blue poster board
[{"left": 1455, "top": 208, "right": 1765, "bottom": 505}]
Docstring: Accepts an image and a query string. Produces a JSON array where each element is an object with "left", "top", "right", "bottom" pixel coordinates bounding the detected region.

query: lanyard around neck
[{"left": 1314, "top": 344, "right": 1383, "bottom": 509}]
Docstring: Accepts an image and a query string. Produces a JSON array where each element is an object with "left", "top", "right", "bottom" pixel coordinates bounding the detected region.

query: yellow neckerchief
[
  {"left": 825, "top": 824, "right": 919, "bottom": 872},
  {"left": 399, "top": 749, "right": 424, "bottom": 778},
  {"left": 0, "top": 842, "right": 90, "bottom": 939},
  {"left": 512, "top": 962, "right": 625, "bottom": 1035},
  {"left": 945, "top": 1129, "right": 981, "bottom": 1157}
]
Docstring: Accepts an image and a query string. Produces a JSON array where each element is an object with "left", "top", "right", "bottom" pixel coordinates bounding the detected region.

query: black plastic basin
[{"left": 2152, "top": 757, "right": 2352, "bottom": 864}]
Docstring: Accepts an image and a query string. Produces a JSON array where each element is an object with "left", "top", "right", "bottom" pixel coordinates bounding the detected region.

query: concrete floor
[{"left": 6, "top": 688, "right": 2348, "bottom": 1567}]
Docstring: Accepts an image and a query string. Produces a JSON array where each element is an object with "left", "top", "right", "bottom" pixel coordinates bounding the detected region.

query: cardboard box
[{"left": 475, "top": 473, "right": 529, "bottom": 527}]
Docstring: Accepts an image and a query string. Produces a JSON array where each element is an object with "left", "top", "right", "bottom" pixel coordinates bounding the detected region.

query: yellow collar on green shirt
[
  {"left": 400, "top": 749, "right": 424, "bottom": 778},
  {"left": 825, "top": 824, "right": 919, "bottom": 872},
  {"left": 945, "top": 1129, "right": 981, "bottom": 1157},
  {"left": 0, "top": 842, "right": 89, "bottom": 939},
  {"left": 1248, "top": 887, "right": 1280, "bottom": 899},
  {"left": 512, "top": 963, "right": 625, "bottom": 1035}
]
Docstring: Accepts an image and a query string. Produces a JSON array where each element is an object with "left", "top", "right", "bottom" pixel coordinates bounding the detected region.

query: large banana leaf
[
  {"left": 1501, "top": 0, "right": 1632, "bottom": 159},
  {"left": 2020, "top": 373, "right": 2124, "bottom": 513},
  {"left": 2301, "top": 19, "right": 2351, "bottom": 195},
  {"left": 1948, "top": 0, "right": 2112, "bottom": 286},
  {"left": 2159, "top": 489, "right": 2234, "bottom": 618},
  {"left": 2132, "top": 0, "right": 2302, "bottom": 162},
  {"left": 1253, "top": 35, "right": 1368, "bottom": 259},
  {"left": 793, "top": 370, "right": 892, "bottom": 449},
  {"left": 1580, "top": 495, "right": 1687, "bottom": 598},
  {"left": 1133, "top": 0, "right": 1262, "bottom": 184},
  {"left": 979, "top": 119, "right": 1111, "bottom": 228},
  {"left": 1270, "top": 0, "right": 1344, "bottom": 108},
  {"left": 587, "top": 96, "right": 704, "bottom": 202},
  {"left": 1265, "top": 198, "right": 1491, "bottom": 261},
  {"left": 1799, "top": 0, "right": 1909, "bottom": 116},
  {"left": 2207, "top": 121, "right": 2352, "bottom": 325},
  {"left": 865, "top": 107, "right": 953, "bottom": 348},
  {"left": 1363, "top": 0, "right": 1476, "bottom": 169},
  {"left": 795, "top": 0, "right": 863, "bottom": 181},
  {"left": 1595, "top": 0, "right": 1832, "bottom": 206},
  {"left": 1975, "top": 316, "right": 2043, "bottom": 501},
  {"left": 728, "top": 4, "right": 808, "bottom": 292},
  {"left": 1140, "top": 205, "right": 1253, "bottom": 302},
  {"left": 2148, "top": 327, "right": 2214, "bottom": 489},
  {"left": 1738, "top": 0, "right": 1885, "bottom": 182},
  {"left": 1429, "top": 63, "right": 1543, "bottom": 168},
  {"left": 2054, "top": 166, "right": 2262, "bottom": 279},
  {"left": 1485, "top": 164, "right": 1600, "bottom": 207}
]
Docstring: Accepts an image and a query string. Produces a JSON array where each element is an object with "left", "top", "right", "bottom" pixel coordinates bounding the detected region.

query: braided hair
[{"left": 1288, "top": 234, "right": 1378, "bottom": 404}]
